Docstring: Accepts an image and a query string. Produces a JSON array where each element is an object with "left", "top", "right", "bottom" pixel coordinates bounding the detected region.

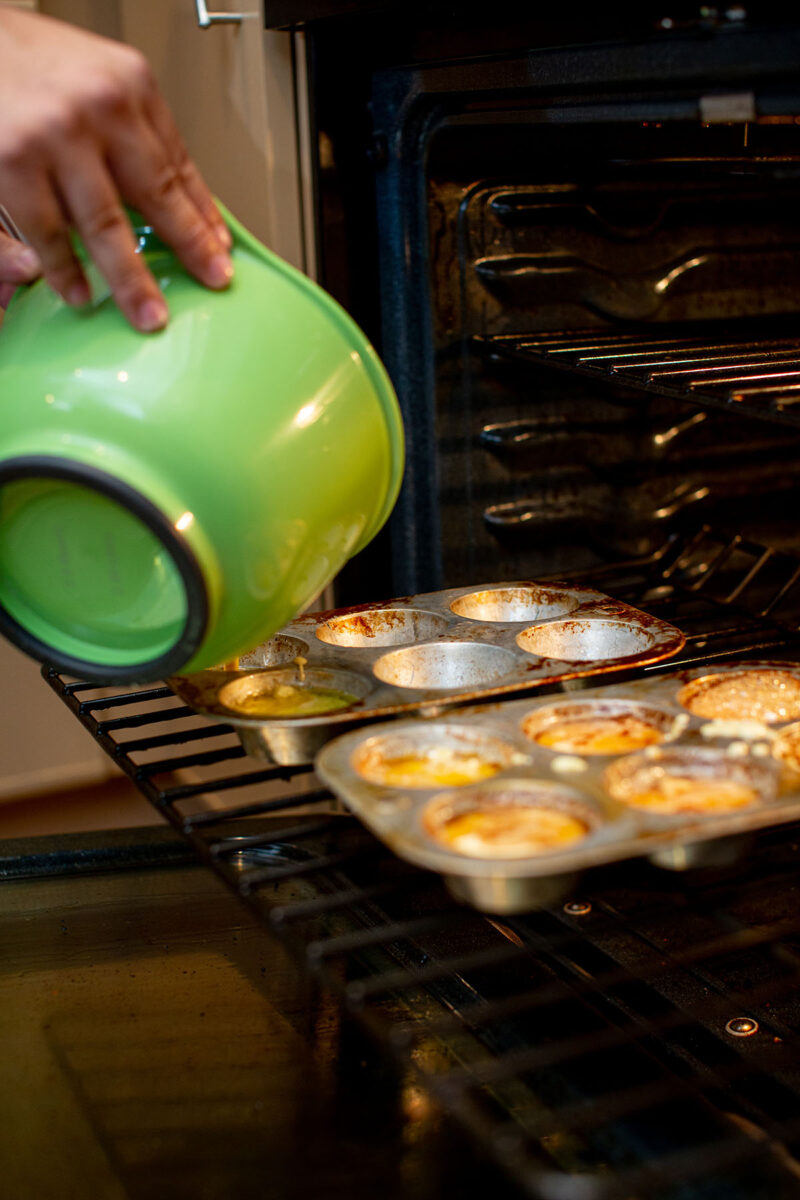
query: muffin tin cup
[
  {"left": 603, "top": 746, "right": 779, "bottom": 818},
  {"left": 444, "top": 870, "right": 583, "bottom": 912},
  {"left": 169, "top": 580, "right": 684, "bottom": 765},
  {"left": 237, "top": 721, "right": 340, "bottom": 768},
  {"left": 315, "top": 660, "right": 800, "bottom": 914},
  {"left": 772, "top": 721, "right": 800, "bottom": 773}
]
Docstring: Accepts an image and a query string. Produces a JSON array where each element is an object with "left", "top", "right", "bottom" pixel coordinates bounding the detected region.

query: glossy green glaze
[{"left": 0, "top": 206, "right": 404, "bottom": 681}]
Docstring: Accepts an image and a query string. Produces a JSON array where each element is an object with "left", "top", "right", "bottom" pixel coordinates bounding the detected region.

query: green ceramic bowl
[{"left": 0, "top": 206, "right": 403, "bottom": 683}]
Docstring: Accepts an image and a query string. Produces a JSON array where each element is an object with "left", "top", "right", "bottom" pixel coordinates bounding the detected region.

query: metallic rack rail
[
  {"left": 40, "top": 527, "right": 800, "bottom": 1200},
  {"left": 478, "top": 328, "right": 800, "bottom": 428}
]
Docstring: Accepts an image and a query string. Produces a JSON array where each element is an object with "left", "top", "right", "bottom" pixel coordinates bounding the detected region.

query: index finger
[
  {"left": 145, "top": 88, "right": 231, "bottom": 251},
  {"left": 107, "top": 117, "right": 232, "bottom": 293},
  {"left": 55, "top": 147, "right": 168, "bottom": 332}
]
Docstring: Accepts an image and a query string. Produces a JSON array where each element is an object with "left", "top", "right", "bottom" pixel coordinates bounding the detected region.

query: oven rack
[
  {"left": 477, "top": 326, "right": 800, "bottom": 430},
  {"left": 42, "top": 526, "right": 800, "bottom": 1200}
]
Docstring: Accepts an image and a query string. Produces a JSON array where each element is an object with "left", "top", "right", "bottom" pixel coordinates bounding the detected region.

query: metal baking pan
[
  {"left": 315, "top": 660, "right": 800, "bottom": 914},
  {"left": 169, "top": 581, "right": 685, "bottom": 765}
]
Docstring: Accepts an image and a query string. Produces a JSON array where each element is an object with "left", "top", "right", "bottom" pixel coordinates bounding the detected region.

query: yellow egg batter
[
  {"left": 534, "top": 715, "right": 664, "bottom": 756},
  {"left": 358, "top": 747, "right": 504, "bottom": 789},
  {"left": 621, "top": 775, "right": 759, "bottom": 815},
  {"left": 433, "top": 805, "right": 588, "bottom": 858},
  {"left": 227, "top": 682, "right": 358, "bottom": 718}
]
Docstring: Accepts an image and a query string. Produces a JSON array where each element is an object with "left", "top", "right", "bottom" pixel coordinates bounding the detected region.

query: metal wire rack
[
  {"left": 42, "top": 527, "right": 800, "bottom": 1200},
  {"left": 477, "top": 327, "right": 800, "bottom": 429}
]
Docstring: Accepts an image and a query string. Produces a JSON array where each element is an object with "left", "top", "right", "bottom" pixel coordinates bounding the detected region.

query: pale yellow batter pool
[
  {"left": 225, "top": 682, "right": 359, "bottom": 718},
  {"left": 427, "top": 803, "right": 589, "bottom": 859},
  {"left": 531, "top": 714, "right": 665, "bottom": 756},
  {"left": 617, "top": 774, "right": 760, "bottom": 815},
  {"left": 355, "top": 746, "right": 505, "bottom": 789}
]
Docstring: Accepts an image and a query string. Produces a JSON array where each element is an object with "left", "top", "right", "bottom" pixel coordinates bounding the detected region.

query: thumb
[{"left": 0, "top": 234, "right": 41, "bottom": 286}]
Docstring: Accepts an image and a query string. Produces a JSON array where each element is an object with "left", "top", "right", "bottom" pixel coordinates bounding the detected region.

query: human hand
[
  {"left": 0, "top": 8, "right": 232, "bottom": 332},
  {"left": 0, "top": 231, "right": 40, "bottom": 310}
]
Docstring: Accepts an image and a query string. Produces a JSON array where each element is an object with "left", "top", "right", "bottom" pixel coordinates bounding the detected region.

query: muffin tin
[
  {"left": 315, "top": 660, "right": 800, "bottom": 914},
  {"left": 169, "top": 581, "right": 685, "bottom": 765}
]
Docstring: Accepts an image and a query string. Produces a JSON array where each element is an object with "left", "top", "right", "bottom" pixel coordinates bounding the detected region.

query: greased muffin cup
[
  {"left": 315, "top": 660, "right": 800, "bottom": 914},
  {"left": 170, "top": 580, "right": 684, "bottom": 765},
  {"left": 603, "top": 746, "right": 778, "bottom": 816},
  {"left": 678, "top": 668, "right": 800, "bottom": 723}
]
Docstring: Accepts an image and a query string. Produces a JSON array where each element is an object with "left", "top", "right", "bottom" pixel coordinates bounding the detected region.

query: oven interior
[
  {"left": 313, "top": 15, "right": 800, "bottom": 601},
  {"left": 25, "top": 12, "right": 800, "bottom": 1200},
  {"left": 438, "top": 130, "right": 800, "bottom": 582}
]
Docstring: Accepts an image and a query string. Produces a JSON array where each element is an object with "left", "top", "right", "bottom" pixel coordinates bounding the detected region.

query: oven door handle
[{"left": 194, "top": 0, "right": 244, "bottom": 27}]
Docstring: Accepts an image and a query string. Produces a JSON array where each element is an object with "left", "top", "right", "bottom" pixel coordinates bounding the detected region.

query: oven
[
  {"left": 12, "top": 7, "right": 800, "bottom": 1198},
  {"left": 293, "top": 4, "right": 800, "bottom": 604}
]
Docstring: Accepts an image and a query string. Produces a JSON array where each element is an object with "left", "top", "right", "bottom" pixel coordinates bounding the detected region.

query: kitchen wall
[{"left": 39, "top": 0, "right": 312, "bottom": 268}]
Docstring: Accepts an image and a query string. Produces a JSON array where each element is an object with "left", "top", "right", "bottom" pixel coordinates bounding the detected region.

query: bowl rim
[{"left": 0, "top": 454, "right": 208, "bottom": 683}]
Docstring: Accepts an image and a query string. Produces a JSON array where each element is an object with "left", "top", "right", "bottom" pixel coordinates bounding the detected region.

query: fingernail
[
  {"left": 14, "top": 245, "right": 40, "bottom": 277},
  {"left": 137, "top": 296, "right": 169, "bottom": 332},
  {"left": 65, "top": 280, "right": 91, "bottom": 307},
  {"left": 207, "top": 253, "right": 234, "bottom": 289},
  {"left": 217, "top": 223, "right": 233, "bottom": 250}
]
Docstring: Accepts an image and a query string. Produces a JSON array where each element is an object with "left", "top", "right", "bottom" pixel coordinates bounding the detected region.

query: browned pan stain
[{"left": 169, "top": 583, "right": 685, "bottom": 734}]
